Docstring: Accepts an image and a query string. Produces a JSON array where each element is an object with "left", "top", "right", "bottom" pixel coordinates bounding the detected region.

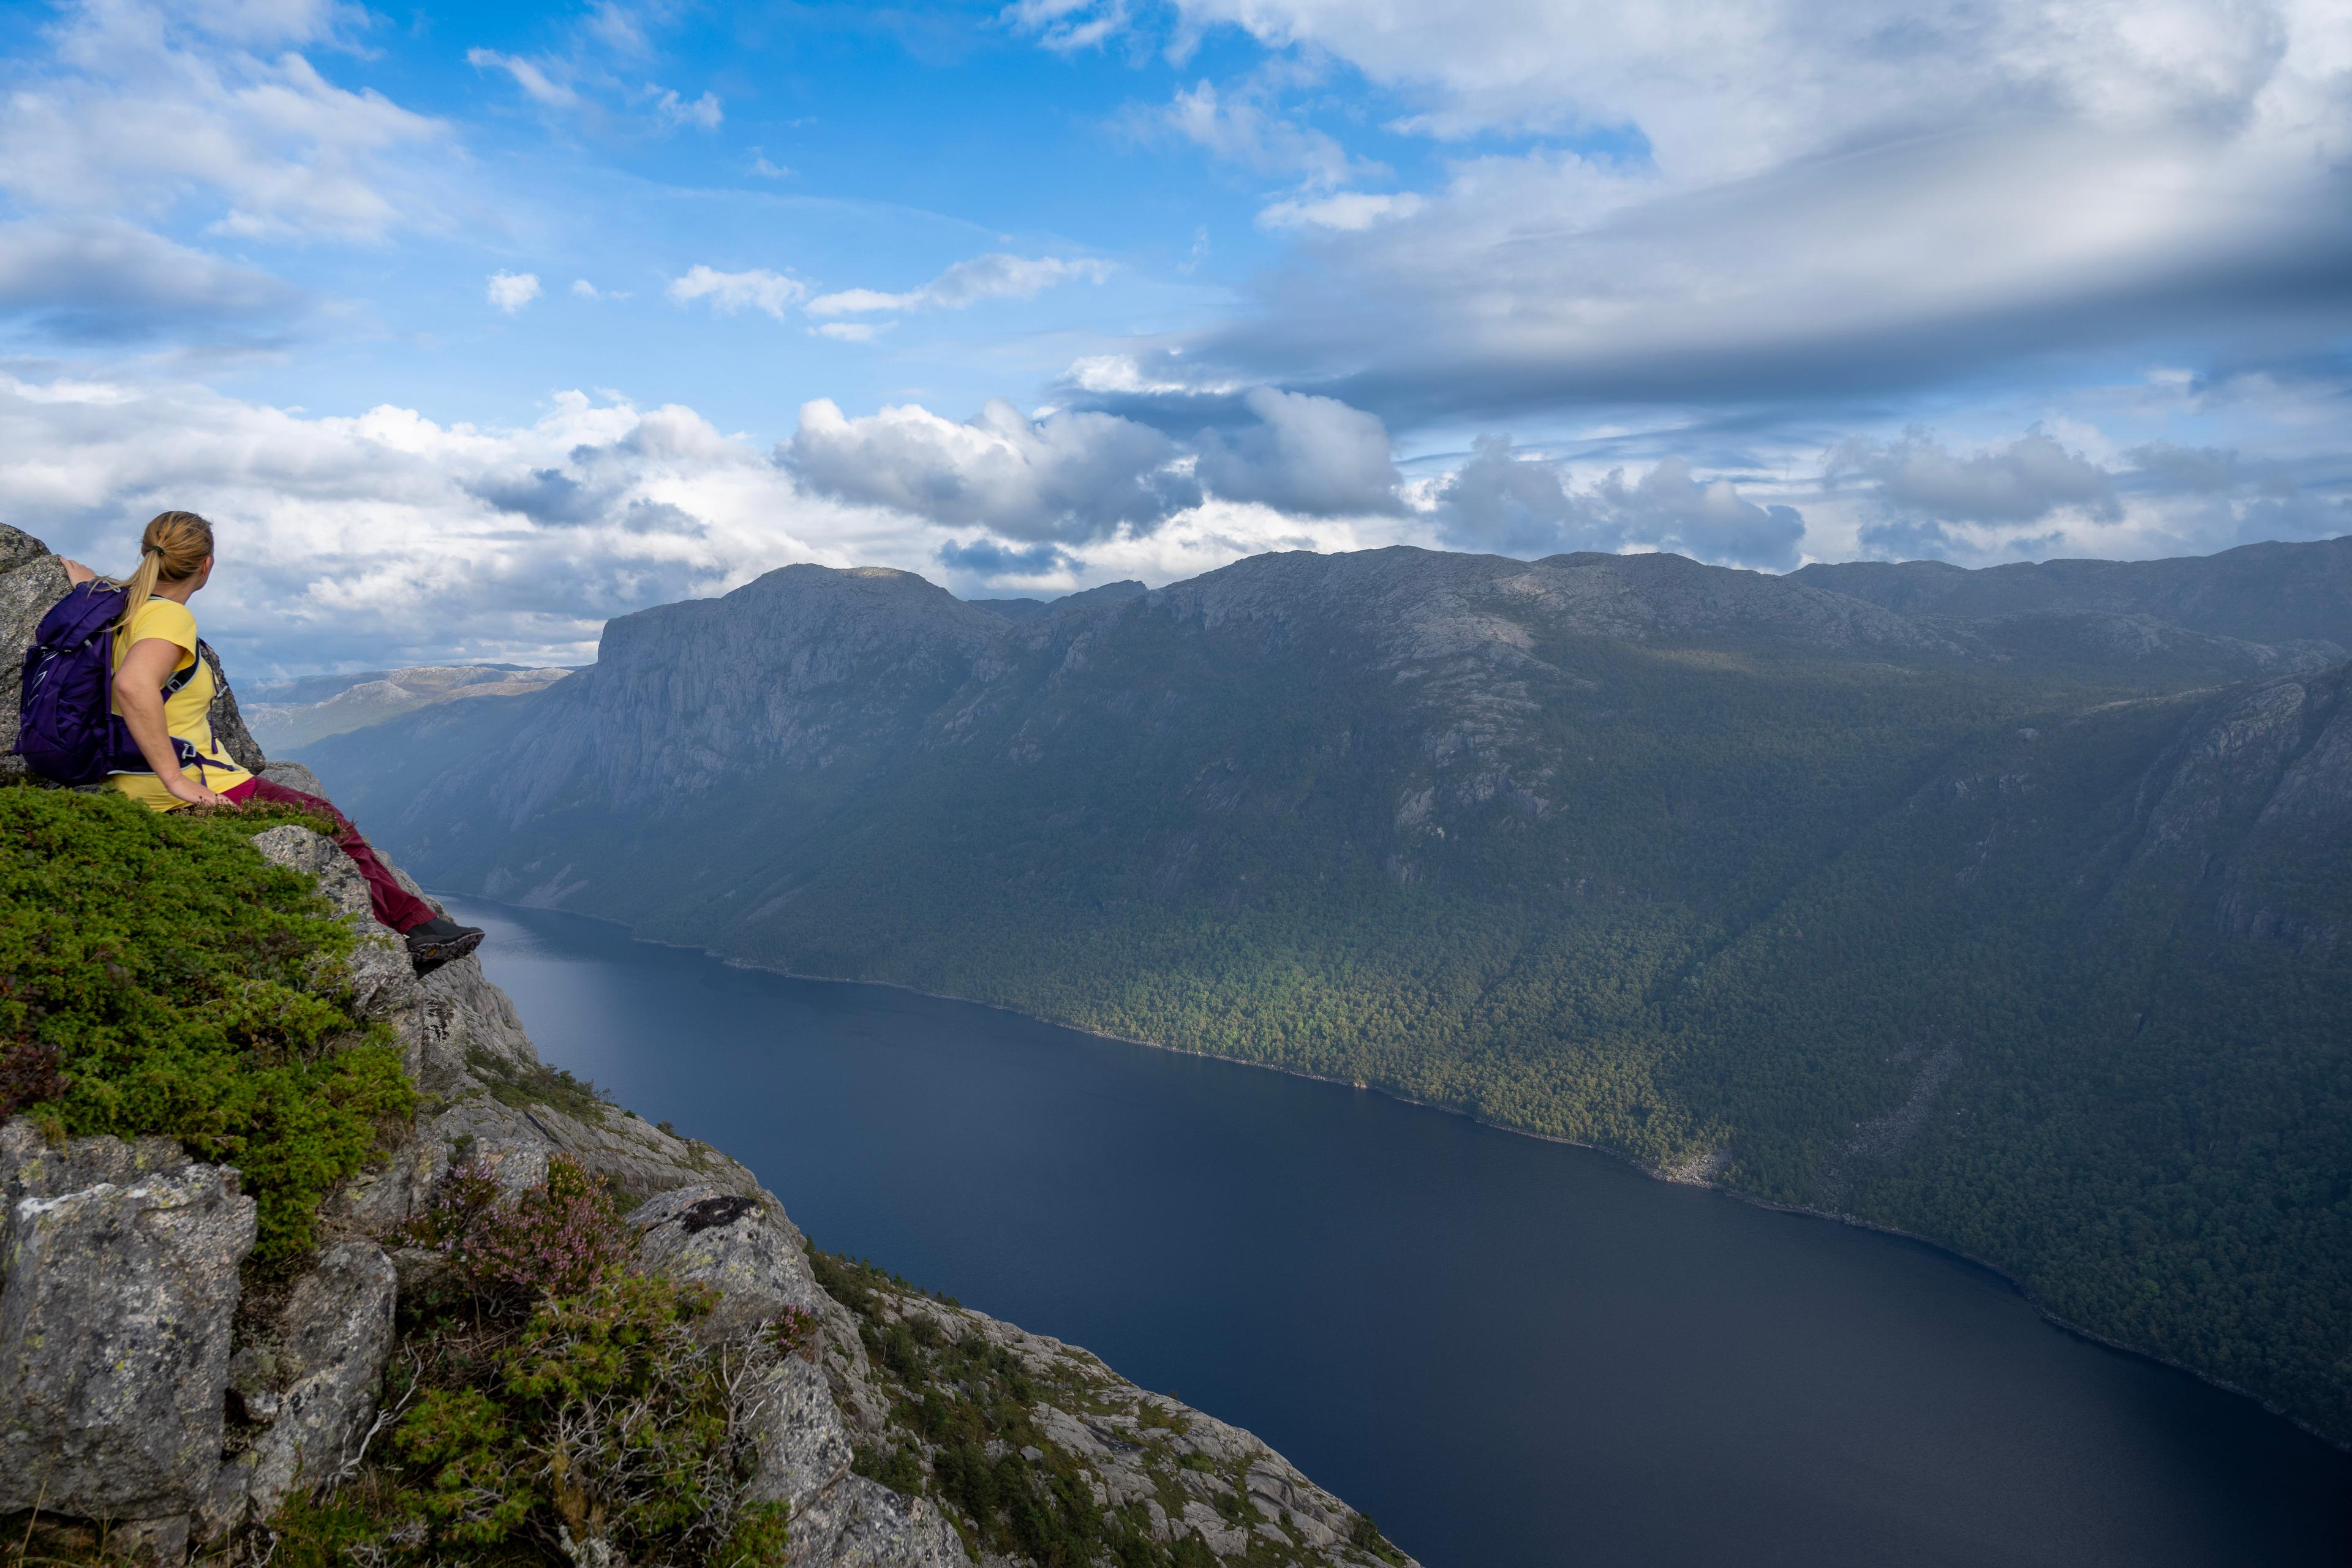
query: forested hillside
[{"left": 299, "top": 541, "right": 2352, "bottom": 1440}]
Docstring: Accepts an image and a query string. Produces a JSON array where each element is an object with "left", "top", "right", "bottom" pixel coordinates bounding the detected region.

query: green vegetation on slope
[
  {"left": 265, "top": 1157, "right": 791, "bottom": 1567},
  {"left": 0, "top": 784, "right": 415, "bottom": 1257}
]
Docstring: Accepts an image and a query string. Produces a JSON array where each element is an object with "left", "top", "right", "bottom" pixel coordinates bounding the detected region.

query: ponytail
[{"left": 113, "top": 510, "right": 214, "bottom": 629}]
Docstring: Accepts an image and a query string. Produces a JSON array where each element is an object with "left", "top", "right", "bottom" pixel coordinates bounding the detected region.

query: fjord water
[{"left": 447, "top": 897, "right": 2352, "bottom": 1568}]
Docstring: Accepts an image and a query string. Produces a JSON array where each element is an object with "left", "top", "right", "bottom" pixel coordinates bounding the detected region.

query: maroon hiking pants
[{"left": 224, "top": 776, "right": 437, "bottom": 934}]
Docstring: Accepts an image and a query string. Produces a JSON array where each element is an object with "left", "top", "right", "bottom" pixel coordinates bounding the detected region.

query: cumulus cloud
[
  {"left": 1827, "top": 427, "right": 2121, "bottom": 556},
  {"left": 0, "top": 218, "right": 306, "bottom": 342},
  {"left": 486, "top": 271, "right": 542, "bottom": 313},
  {"left": 644, "top": 85, "right": 723, "bottom": 130},
  {"left": 807, "top": 254, "right": 1113, "bottom": 317},
  {"left": 784, "top": 398, "right": 1202, "bottom": 543},
  {"left": 1194, "top": 388, "right": 1401, "bottom": 516},
  {"left": 666, "top": 265, "right": 808, "bottom": 318},
  {"left": 0, "top": 372, "right": 874, "bottom": 671},
  {"left": 1436, "top": 436, "right": 1805, "bottom": 570},
  {"left": 2, "top": 0, "right": 450, "bottom": 244}
]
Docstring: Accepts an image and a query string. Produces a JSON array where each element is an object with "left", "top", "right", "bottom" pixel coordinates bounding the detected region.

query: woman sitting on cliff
[{"left": 62, "top": 510, "right": 485, "bottom": 973}]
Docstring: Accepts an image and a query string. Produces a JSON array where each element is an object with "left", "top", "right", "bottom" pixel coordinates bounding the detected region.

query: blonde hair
[{"left": 115, "top": 510, "right": 214, "bottom": 629}]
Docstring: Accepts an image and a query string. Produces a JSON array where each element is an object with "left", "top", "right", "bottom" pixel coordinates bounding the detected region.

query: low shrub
[
  {"left": 404, "top": 1154, "right": 635, "bottom": 1306},
  {"left": 0, "top": 785, "right": 415, "bottom": 1258},
  {"left": 285, "top": 1159, "right": 793, "bottom": 1564}
]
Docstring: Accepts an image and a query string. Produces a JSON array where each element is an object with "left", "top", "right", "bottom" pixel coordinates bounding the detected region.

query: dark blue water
[{"left": 445, "top": 895, "right": 2352, "bottom": 1568}]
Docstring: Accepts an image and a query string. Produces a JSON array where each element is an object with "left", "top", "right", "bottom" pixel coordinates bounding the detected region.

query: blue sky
[{"left": 2, "top": 0, "right": 2347, "bottom": 674}]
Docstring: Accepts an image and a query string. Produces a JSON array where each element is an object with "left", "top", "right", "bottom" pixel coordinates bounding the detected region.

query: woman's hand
[
  {"left": 164, "top": 772, "right": 229, "bottom": 810},
  {"left": 59, "top": 558, "right": 96, "bottom": 586}
]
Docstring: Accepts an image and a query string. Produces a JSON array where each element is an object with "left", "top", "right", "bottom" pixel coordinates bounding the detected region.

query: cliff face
[{"left": 0, "top": 528, "right": 1416, "bottom": 1568}]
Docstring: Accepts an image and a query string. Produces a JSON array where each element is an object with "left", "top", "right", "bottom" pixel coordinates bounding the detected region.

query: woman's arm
[
  {"left": 59, "top": 559, "right": 96, "bottom": 586},
  {"left": 114, "top": 638, "right": 227, "bottom": 808}
]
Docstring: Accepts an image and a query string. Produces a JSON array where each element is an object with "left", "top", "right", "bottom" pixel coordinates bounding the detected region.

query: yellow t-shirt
[{"left": 106, "top": 597, "right": 254, "bottom": 810}]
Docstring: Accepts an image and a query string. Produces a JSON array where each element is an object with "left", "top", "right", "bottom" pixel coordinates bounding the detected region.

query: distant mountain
[
  {"left": 247, "top": 663, "right": 571, "bottom": 750},
  {"left": 1793, "top": 535, "right": 2352, "bottom": 646},
  {"left": 304, "top": 541, "right": 2352, "bottom": 1440},
  {"left": 967, "top": 580, "right": 1147, "bottom": 624}
]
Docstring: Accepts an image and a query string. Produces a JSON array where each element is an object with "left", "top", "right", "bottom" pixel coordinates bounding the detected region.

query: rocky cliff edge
[{"left": 0, "top": 526, "right": 1417, "bottom": 1568}]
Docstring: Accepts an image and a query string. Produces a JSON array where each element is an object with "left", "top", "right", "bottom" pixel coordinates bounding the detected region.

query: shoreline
[{"left": 439, "top": 887, "right": 2351, "bottom": 1457}]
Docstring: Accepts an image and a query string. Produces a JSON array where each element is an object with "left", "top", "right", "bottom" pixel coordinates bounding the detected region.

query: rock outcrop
[{"left": 0, "top": 1123, "right": 257, "bottom": 1547}]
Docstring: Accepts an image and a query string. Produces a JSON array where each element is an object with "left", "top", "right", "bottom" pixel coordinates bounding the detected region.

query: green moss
[{"left": 0, "top": 785, "right": 415, "bottom": 1258}]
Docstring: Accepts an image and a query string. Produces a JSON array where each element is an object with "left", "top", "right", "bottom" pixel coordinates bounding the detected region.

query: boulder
[
  {"left": 627, "top": 1183, "right": 825, "bottom": 1338},
  {"left": 0, "top": 532, "right": 70, "bottom": 777},
  {"left": 201, "top": 642, "right": 267, "bottom": 773},
  {"left": 0, "top": 1138, "right": 257, "bottom": 1523},
  {"left": 232, "top": 1240, "right": 399, "bottom": 1523}
]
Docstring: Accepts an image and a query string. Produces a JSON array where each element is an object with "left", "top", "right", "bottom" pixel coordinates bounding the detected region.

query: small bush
[
  {"left": 0, "top": 785, "right": 415, "bottom": 1257},
  {"left": 404, "top": 1155, "right": 634, "bottom": 1306},
  {"left": 273, "top": 1157, "right": 793, "bottom": 1564}
]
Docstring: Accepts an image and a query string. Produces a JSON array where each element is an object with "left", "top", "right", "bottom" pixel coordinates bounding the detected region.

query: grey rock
[
  {"left": 236, "top": 1241, "right": 398, "bottom": 1523},
  {"left": 0, "top": 522, "right": 48, "bottom": 573},
  {"left": 1, "top": 1117, "right": 187, "bottom": 1213},
  {"left": 202, "top": 641, "right": 267, "bottom": 774},
  {"left": 249, "top": 824, "right": 377, "bottom": 925},
  {"left": 628, "top": 1183, "right": 824, "bottom": 1337},
  {"left": 0, "top": 546, "right": 70, "bottom": 778},
  {"left": 783, "top": 1474, "right": 970, "bottom": 1568},
  {"left": 258, "top": 759, "right": 327, "bottom": 797},
  {"left": 860, "top": 1290, "right": 1417, "bottom": 1568},
  {"left": 0, "top": 1156, "right": 256, "bottom": 1519},
  {"left": 744, "top": 1354, "right": 853, "bottom": 1511}
]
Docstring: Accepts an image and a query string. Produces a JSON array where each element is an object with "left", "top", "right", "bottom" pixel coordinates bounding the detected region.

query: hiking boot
[{"left": 405, "top": 916, "right": 484, "bottom": 974}]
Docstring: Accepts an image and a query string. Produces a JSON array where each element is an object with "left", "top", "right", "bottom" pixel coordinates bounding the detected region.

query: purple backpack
[{"left": 15, "top": 582, "right": 220, "bottom": 786}]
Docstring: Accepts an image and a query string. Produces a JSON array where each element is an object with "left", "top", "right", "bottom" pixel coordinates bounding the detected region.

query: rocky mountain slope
[
  {"left": 1792, "top": 534, "right": 2352, "bottom": 647},
  {"left": 296, "top": 538, "right": 2352, "bottom": 1442},
  {"left": 0, "top": 525, "right": 1413, "bottom": 1567},
  {"left": 244, "top": 665, "right": 571, "bottom": 752}
]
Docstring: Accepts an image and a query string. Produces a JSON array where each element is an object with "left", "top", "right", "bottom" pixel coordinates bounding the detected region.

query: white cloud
[
  {"left": 1002, "top": 0, "right": 1133, "bottom": 53},
  {"left": 807, "top": 254, "right": 1114, "bottom": 317},
  {"left": 1435, "top": 437, "right": 1806, "bottom": 570},
  {"left": 1257, "top": 192, "right": 1423, "bottom": 232},
  {"left": 0, "top": 372, "right": 873, "bottom": 671},
  {"left": 1, "top": 0, "right": 451, "bottom": 244},
  {"left": 1194, "top": 388, "right": 1401, "bottom": 516},
  {"left": 666, "top": 265, "right": 808, "bottom": 318},
  {"left": 486, "top": 271, "right": 542, "bottom": 313},
  {"left": 814, "top": 321, "right": 894, "bottom": 342},
  {"left": 784, "top": 398, "right": 1202, "bottom": 542},
  {"left": 466, "top": 48, "right": 580, "bottom": 109},
  {"left": 1161, "top": 78, "right": 1360, "bottom": 190},
  {"left": 0, "top": 366, "right": 1433, "bottom": 665},
  {"left": 1825, "top": 426, "right": 2127, "bottom": 556},
  {"left": 1034, "top": 2, "right": 2352, "bottom": 426},
  {"left": 645, "top": 85, "right": 723, "bottom": 130},
  {"left": 750, "top": 153, "right": 793, "bottom": 179},
  {"left": 1133, "top": 1, "right": 2348, "bottom": 181}
]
